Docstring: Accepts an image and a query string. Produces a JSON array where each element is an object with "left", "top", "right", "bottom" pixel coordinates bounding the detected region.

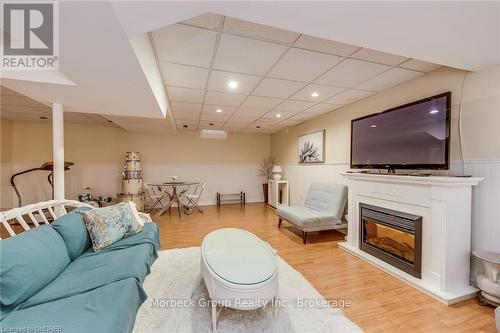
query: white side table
[{"left": 268, "top": 180, "right": 289, "bottom": 208}]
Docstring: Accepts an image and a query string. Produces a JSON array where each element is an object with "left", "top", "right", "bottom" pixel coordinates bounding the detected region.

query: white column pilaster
[{"left": 52, "top": 103, "right": 64, "bottom": 200}]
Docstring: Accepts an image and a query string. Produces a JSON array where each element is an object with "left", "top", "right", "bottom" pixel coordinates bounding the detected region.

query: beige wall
[
  {"left": 9, "top": 122, "right": 270, "bottom": 165},
  {"left": 272, "top": 66, "right": 500, "bottom": 164},
  {"left": 2, "top": 121, "right": 271, "bottom": 207}
]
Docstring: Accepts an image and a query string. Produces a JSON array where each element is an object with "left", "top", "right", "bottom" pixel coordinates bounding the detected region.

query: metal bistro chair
[
  {"left": 145, "top": 183, "right": 169, "bottom": 213},
  {"left": 183, "top": 182, "right": 206, "bottom": 214}
]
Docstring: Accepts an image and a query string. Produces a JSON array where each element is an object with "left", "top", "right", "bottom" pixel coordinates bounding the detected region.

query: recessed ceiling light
[
  {"left": 107, "top": 120, "right": 113, "bottom": 123},
  {"left": 183, "top": 125, "right": 188, "bottom": 128},
  {"left": 40, "top": 116, "right": 48, "bottom": 120},
  {"left": 311, "top": 92, "right": 319, "bottom": 98},
  {"left": 216, "top": 109, "right": 222, "bottom": 113},
  {"left": 228, "top": 80, "right": 238, "bottom": 89},
  {"left": 256, "top": 125, "right": 261, "bottom": 129},
  {"left": 276, "top": 114, "right": 282, "bottom": 118},
  {"left": 429, "top": 109, "right": 439, "bottom": 114},
  {"left": 370, "top": 124, "right": 377, "bottom": 128},
  {"left": 209, "top": 123, "right": 214, "bottom": 126}
]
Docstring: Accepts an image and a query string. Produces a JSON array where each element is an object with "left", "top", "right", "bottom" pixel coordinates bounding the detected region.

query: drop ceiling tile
[
  {"left": 351, "top": 48, "right": 409, "bottom": 66},
  {"left": 399, "top": 59, "right": 442, "bottom": 72},
  {"left": 268, "top": 47, "right": 341, "bottom": 82},
  {"left": 289, "top": 113, "right": 316, "bottom": 121},
  {"left": 1, "top": 112, "right": 48, "bottom": 122},
  {"left": 202, "top": 104, "right": 237, "bottom": 115},
  {"left": 253, "top": 78, "right": 306, "bottom": 99},
  {"left": 274, "top": 100, "right": 315, "bottom": 113},
  {"left": 229, "top": 113, "right": 261, "bottom": 123},
  {"left": 152, "top": 24, "right": 217, "bottom": 67},
  {"left": 1, "top": 95, "right": 46, "bottom": 108},
  {"left": 214, "top": 34, "right": 288, "bottom": 75},
  {"left": 262, "top": 111, "right": 295, "bottom": 120},
  {"left": 160, "top": 62, "right": 209, "bottom": 89},
  {"left": 355, "top": 68, "right": 423, "bottom": 91},
  {"left": 223, "top": 121, "right": 248, "bottom": 129},
  {"left": 170, "top": 102, "right": 202, "bottom": 113},
  {"left": 314, "top": 59, "right": 390, "bottom": 88},
  {"left": 173, "top": 111, "right": 200, "bottom": 120},
  {"left": 236, "top": 106, "right": 268, "bottom": 117},
  {"left": 223, "top": 17, "right": 300, "bottom": 44},
  {"left": 240, "top": 128, "right": 263, "bottom": 134},
  {"left": 205, "top": 91, "right": 246, "bottom": 107},
  {"left": 294, "top": 34, "right": 360, "bottom": 56},
  {"left": 166, "top": 87, "right": 204, "bottom": 103},
  {"left": 207, "top": 70, "right": 261, "bottom": 94},
  {"left": 200, "top": 113, "right": 231, "bottom": 121},
  {"left": 1, "top": 105, "right": 48, "bottom": 115},
  {"left": 240, "top": 96, "right": 283, "bottom": 110},
  {"left": 253, "top": 118, "right": 282, "bottom": 127},
  {"left": 323, "top": 89, "right": 373, "bottom": 105},
  {"left": 177, "top": 126, "right": 197, "bottom": 132},
  {"left": 176, "top": 120, "right": 198, "bottom": 130},
  {"left": 180, "top": 13, "right": 222, "bottom": 30},
  {"left": 290, "top": 84, "right": 344, "bottom": 102},
  {"left": 280, "top": 119, "right": 302, "bottom": 127},
  {"left": 199, "top": 120, "right": 224, "bottom": 128},
  {"left": 304, "top": 103, "right": 341, "bottom": 115},
  {"left": 64, "top": 113, "right": 96, "bottom": 125}
]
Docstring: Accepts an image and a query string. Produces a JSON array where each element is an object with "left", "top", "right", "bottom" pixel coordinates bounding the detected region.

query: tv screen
[{"left": 350, "top": 92, "right": 451, "bottom": 170}]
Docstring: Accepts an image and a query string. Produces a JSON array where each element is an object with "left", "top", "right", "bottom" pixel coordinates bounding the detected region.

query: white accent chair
[
  {"left": 183, "top": 182, "right": 206, "bottom": 213},
  {"left": 144, "top": 183, "right": 168, "bottom": 213},
  {"left": 277, "top": 182, "right": 347, "bottom": 244}
]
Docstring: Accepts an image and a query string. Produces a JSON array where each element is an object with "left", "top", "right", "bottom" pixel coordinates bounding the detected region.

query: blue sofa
[{"left": 0, "top": 208, "right": 160, "bottom": 333}]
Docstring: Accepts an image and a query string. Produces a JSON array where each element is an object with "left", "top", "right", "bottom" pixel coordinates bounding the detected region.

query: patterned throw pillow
[{"left": 79, "top": 202, "right": 143, "bottom": 251}]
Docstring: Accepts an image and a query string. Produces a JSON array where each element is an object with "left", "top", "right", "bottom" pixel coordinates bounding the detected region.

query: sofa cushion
[
  {"left": 304, "top": 182, "right": 347, "bottom": 218},
  {"left": 0, "top": 225, "right": 70, "bottom": 320},
  {"left": 1, "top": 278, "right": 147, "bottom": 333},
  {"left": 79, "top": 202, "right": 143, "bottom": 251},
  {"left": 18, "top": 222, "right": 159, "bottom": 310},
  {"left": 51, "top": 206, "right": 93, "bottom": 261},
  {"left": 277, "top": 205, "right": 338, "bottom": 228}
]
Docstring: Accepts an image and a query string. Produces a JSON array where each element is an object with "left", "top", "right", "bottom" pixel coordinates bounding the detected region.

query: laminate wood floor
[{"left": 153, "top": 203, "right": 497, "bottom": 333}]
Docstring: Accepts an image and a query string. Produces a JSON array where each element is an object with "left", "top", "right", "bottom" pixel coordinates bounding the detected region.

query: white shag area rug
[{"left": 133, "top": 247, "right": 362, "bottom": 333}]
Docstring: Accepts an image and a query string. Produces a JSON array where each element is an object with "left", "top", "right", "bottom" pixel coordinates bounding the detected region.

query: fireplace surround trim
[{"left": 339, "top": 173, "right": 483, "bottom": 305}]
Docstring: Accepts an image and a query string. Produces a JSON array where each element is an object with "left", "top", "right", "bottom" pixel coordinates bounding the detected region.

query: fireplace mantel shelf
[
  {"left": 339, "top": 172, "right": 483, "bottom": 305},
  {"left": 341, "top": 173, "right": 483, "bottom": 187}
]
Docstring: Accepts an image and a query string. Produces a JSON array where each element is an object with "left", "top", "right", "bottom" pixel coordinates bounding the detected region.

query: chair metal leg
[
  {"left": 278, "top": 218, "right": 282, "bottom": 228},
  {"left": 303, "top": 231, "right": 308, "bottom": 244}
]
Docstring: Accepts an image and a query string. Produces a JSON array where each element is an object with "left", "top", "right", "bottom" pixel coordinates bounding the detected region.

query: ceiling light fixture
[
  {"left": 311, "top": 92, "right": 319, "bottom": 98},
  {"left": 228, "top": 80, "right": 238, "bottom": 89},
  {"left": 216, "top": 109, "right": 222, "bottom": 113},
  {"left": 370, "top": 125, "right": 377, "bottom": 128},
  {"left": 276, "top": 114, "right": 282, "bottom": 118},
  {"left": 429, "top": 109, "right": 439, "bottom": 114}
]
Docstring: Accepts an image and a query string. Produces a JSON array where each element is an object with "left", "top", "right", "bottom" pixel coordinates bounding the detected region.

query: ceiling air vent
[{"left": 200, "top": 129, "right": 227, "bottom": 139}]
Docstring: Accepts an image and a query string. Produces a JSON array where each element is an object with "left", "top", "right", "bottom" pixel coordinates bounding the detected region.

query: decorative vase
[{"left": 262, "top": 183, "right": 268, "bottom": 203}]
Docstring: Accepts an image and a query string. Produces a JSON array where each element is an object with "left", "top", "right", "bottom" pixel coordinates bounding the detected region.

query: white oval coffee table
[{"left": 201, "top": 228, "right": 278, "bottom": 332}]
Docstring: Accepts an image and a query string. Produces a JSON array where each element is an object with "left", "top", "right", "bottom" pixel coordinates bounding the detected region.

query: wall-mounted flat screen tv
[{"left": 350, "top": 92, "right": 451, "bottom": 171}]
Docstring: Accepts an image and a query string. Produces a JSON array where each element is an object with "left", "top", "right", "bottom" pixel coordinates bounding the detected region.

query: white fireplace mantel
[{"left": 339, "top": 173, "right": 483, "bottom": 305}]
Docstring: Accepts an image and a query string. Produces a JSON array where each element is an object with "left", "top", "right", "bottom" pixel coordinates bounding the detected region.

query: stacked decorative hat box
[{"left": 117, "top": 152, "right": 145, "bottom": 211}]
